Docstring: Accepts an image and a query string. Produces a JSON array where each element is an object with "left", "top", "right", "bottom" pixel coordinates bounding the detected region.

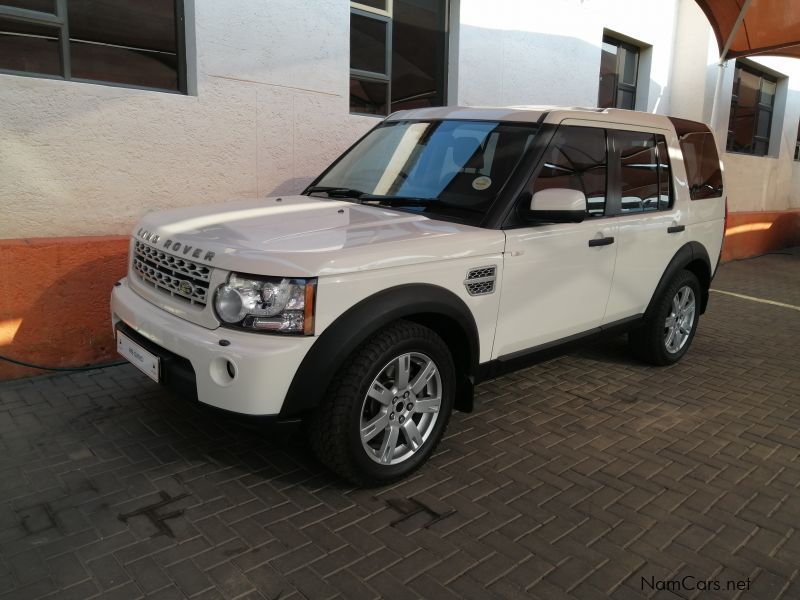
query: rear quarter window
[{"left": 668, "top": 117, "right": 723, "bottom": 200}]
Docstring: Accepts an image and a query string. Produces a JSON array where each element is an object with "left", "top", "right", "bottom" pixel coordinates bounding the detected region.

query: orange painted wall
[
  {"left": 0, "top": 236, "right": 129, "bottom": 380},
  {"left": 0, "top": 212, "right": 798, "bottom": 382},
  {"left": 721, "top": 209, "right": 800, "bottom": 262}
]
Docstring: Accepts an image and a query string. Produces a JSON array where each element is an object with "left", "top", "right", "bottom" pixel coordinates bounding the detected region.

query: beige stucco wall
[
  {"left": 1, "top": 0, "right": 798, "bottom": 241},
  {"left": 0, "top": 0, "right": 376, "bottom": 239}
]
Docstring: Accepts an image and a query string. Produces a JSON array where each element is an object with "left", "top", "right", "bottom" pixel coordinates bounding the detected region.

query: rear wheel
[
  {"left": 629, "top": 270, "right": 701, "bottom": 366},
  {"left": 308, "top": 320, "right": 455, "bottom": 486}
]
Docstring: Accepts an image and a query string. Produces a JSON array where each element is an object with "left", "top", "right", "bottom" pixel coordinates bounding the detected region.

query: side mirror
[{"left": 523, "top": 188, "right": 587, "bottom": 223}]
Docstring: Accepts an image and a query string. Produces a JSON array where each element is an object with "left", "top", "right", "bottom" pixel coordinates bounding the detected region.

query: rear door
[{"left": 603, "top": 126, "right": 685, "bottom": 322}]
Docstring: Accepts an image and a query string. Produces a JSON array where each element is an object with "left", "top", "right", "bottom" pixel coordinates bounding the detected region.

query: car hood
[{"left": 133, "top": 195, "right": 505, "bottom": 276}]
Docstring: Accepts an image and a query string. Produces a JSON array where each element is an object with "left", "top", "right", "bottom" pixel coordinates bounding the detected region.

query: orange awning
[{"left": 695, "top": 0, "right": 800, "bottom": 59}]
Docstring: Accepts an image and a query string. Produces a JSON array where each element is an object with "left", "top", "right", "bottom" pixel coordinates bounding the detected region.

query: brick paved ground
[{"left": 1, "top": 249, "right": 799, "bottom": 600}]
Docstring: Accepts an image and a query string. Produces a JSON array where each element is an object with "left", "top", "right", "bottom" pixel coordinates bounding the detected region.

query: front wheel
[
  {"left": 629, "top": 270, "right": 701, "bottom": 366},
  {"left": 308, "top": 320, "right": 455, "bottom": 486}
]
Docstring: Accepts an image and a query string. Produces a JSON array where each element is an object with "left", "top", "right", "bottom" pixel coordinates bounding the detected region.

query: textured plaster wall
[
  {"left": 2, "top": 0, "right": 799, "bottom": 241},
  {"left": 0, "top": 0, "right": 377, "bottom": 239},
  {"left": 456, "top": 0, "right": 679, "bottom": 113}
]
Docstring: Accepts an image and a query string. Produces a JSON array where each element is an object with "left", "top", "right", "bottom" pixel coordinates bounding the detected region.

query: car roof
[{"left": 386, "top": 105, "right": 683, "bottom": 131}]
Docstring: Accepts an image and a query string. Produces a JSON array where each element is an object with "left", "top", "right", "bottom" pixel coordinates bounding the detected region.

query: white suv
[{"left": 111, "top": 106, "right": 726, "bottom": 485}]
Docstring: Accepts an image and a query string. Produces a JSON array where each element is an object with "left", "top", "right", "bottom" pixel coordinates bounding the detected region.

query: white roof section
[{"left": 386, "top": 105, "right": 680, "bottom": 131}]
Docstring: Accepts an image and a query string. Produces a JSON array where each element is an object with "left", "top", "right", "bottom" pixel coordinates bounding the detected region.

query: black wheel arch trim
[
  {"left": 280, "top": 284, "right": 480, "bottom": 418},
  {"left": 646, "top": 241, "right": 712, "bottom": 318}
]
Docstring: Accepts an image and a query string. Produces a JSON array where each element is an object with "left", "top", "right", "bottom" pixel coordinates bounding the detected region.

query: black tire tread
[
  {"left": 629, "top": 269, "right": 701, "bottom": 366},
  {"left": 308, "top": 320, "right": 452, "bottom": 487}
]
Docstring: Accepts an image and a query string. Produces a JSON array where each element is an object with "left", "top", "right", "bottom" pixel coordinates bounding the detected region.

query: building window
[
  {"left": 598, "top": 35, "right": 639, "bottom": 110},
  {"left": 727, "top": 62, "right": 777, "bottom": 156},
  {"left": 350, "top": 0, "right": 448, "bottom": 116},
  {"left": 0, "top": 0, "right": 186, "bottom": 93}
]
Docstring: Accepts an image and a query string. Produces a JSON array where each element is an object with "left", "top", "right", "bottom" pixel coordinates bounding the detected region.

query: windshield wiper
[
  {"left": 305, "top": 186, "right": 367, "bottom": 200},
  {"left": 360, "top": 195, "right": 484, "bottom": 214},
  {"left": 360, "top": 195, "right": 433, "bottom": 207}
]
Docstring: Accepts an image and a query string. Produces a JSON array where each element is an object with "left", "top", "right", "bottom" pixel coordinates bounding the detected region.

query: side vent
[{"left": 464, "top": 265, "right": 497, "bottom": 296}]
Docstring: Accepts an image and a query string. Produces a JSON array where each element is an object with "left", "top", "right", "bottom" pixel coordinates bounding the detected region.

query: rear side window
[
  {"left": 668, "top": 117, "right": 723, "bottom": 200},
  {"left": 615, "top": 131, "right": 672, "bottom": 213},
  {"left": 531, "top": 126, "right": 608, "bottom": 217}
]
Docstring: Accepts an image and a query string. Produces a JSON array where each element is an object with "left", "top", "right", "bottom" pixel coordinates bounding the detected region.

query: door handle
[
  {"left": 667, "top": 225, "right": 685, "bottom": 233},
  {"left": 588, "top": 236, "right": 615, "bottom": 247}
]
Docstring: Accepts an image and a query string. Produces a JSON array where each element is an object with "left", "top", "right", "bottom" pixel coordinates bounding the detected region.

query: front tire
[
  {"left": 629, "top": 269, "right": 701, "bottom": 366},
  {"left": 308, "top": 320, "right": 455, "bottom": 487}
]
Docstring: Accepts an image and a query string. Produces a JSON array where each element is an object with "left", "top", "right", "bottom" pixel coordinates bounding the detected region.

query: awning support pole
[{"left": 708, "top": 0, "right": 753, "bottom": 148}]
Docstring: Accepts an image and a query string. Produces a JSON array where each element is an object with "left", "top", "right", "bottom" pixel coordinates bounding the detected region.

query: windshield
[{"left": 310, "top": 119, "right": 539, "bottom": 223}]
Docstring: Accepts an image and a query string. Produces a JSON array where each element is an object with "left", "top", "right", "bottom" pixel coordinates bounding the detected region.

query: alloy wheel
[
  {"left": 359, "top": 352, "right": 442, "bottom": 465},
  {"left": 664, "top": 285, "right": 696, "bottom": 354}
]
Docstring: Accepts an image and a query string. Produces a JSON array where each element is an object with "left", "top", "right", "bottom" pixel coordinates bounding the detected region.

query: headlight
[{"left": 214, "top": 273, "right": 316, "bottom": 335}]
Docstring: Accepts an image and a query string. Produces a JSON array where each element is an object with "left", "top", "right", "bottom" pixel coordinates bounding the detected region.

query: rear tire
[
  {"left": 308, "top": 320, "right": 455, "bottom": 487},
  {"left": 629, "top": 270, "right": 701, "bottom": 366}
]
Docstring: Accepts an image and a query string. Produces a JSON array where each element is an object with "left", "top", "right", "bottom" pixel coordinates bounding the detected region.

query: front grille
[
  {"left": 132, "top": 241, "right": 212, "bottom": 307},
  {"left": 464, "top": 265, "right": 497, "bottom": 296}
]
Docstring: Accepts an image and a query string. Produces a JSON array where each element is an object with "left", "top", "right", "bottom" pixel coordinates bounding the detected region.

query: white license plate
[{"left": 117, "top": 331, "right": 160, "bottom": 382}]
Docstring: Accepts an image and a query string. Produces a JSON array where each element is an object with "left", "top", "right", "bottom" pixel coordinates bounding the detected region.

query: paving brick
[{"left": 1, "top": 253, "right": 800, "bottom": 598}]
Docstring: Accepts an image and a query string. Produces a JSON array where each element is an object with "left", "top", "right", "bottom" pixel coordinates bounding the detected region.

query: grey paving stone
[{"left": 0, "top": 253, "right": 799, "bottom": 599}]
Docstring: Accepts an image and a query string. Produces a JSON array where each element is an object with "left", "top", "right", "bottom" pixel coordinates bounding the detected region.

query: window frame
[
  {"left": 509, "top": 124, "right": 677, "bottom": 229},
  {"left": 527, "top": 124, "right": 611, "bottom": 220},
  {"left": 610, "top": 129, "right": 674, "bottom": 215},
  {"left": 598, "top": 35, "right": 640, "bottom": 111},
  {"left": 349, "top": 4, "right": 392, "bottom": 117},
  {"left": 349, "top": 0, "right": 448, "bottom": 117},
  {"left": 726, "top": 61, "right": 777, "bottom": 157},
  {"left": 0, "top": 0, "right": 187, "bottom": 94}
]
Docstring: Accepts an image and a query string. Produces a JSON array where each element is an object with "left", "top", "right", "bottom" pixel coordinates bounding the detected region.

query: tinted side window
[
  {"left": 668, "top": 117, "right": 723, "bottom": 200},
  {"left": 617, "top": 131, "right": 659, "bottom": 213},
  {"left": 531, "top": 126, "right": 608, "bottom": 217},
  {"left": 655, "top": 136, "right": 672, "bottom": 209}
]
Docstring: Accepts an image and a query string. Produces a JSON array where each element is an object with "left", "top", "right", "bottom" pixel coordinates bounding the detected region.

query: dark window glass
[
  {"left": 353, "top": 0, "right": 387, "bottom": 10},
  {"left": 617, "top": 132, "right": 659, "bottom": 213},
  {"left": 349, "top": 1, "right": 448, "bottom": 116},
  {"left": 0, "top": 0, "right": 184, "bottom": 92},
  {"left": 68, "top": 1, "right": 177, "bottom": 53},
  {"left": 0, "top": 17, "right": 60, "bottom": 75},
  {"left": 598, "top": 35, "right": 639, "bottom": 110},
  {"left": 350, "top": 11, "right": 387, "bottom": 75},
  {"left": 727, "top": 62, "right": 776, "bottom": 156},
  {"left": 4, "top": 0, "right": 54, "bottom": 12},
  {"left": 349, "top": 77, "right": 388, "bottom": 115},
  {"left": 669, "top": 117, "right": 723, "bottom": 200},
  {"left": 656, "top": 137, "right": 672, "bottom": 210},
  {"left": 532, "top": 126, "right": 608, "bottom": 217},
  {"left": 70, "top": 40, "right": 179, "bottom": 90},
  {"left": 390, "top": 0, "right": 447, "bottom": 112}
]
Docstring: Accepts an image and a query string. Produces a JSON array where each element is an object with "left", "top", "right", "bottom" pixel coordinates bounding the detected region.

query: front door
[{"left": 493, "top": 125, "right": 618, "bottom": 358}]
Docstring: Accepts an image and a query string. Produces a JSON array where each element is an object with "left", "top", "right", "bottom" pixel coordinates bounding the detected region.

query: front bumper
[{"left": 111, "top": 278, "right": 315, "bottom": 415}]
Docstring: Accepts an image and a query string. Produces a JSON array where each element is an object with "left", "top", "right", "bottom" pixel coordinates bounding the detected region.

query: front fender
[{"left": 280, "top": 283, "right": 480, "bottom": 417}]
